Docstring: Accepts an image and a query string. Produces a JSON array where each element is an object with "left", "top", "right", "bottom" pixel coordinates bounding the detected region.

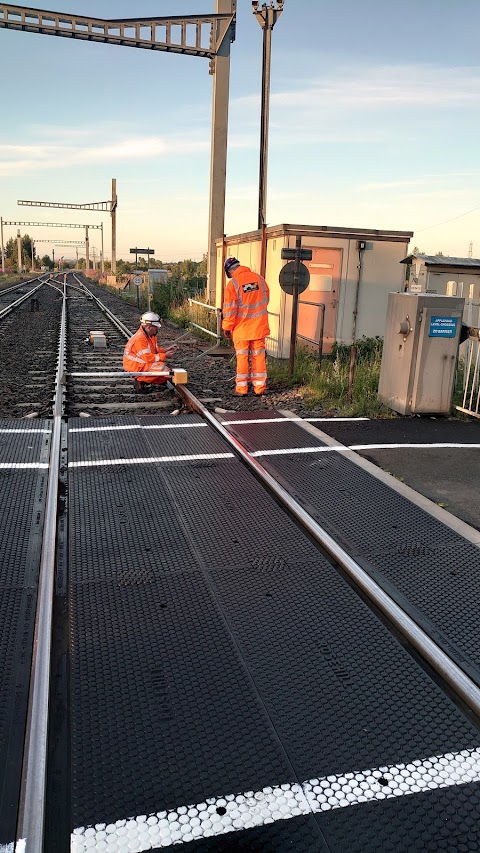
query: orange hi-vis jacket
[
  {"left": 123, "top": 327, "right": 167, "bottom": 378},
  {"left": 222, "top": 265, "right": 270, "bottom": 342}
]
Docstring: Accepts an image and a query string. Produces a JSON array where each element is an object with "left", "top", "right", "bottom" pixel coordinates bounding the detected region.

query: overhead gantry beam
[
  {"left": 18, "top": 199, "right": 112, "bottom": 213},
  {"left": 0, "top": 4, "right": 235, "bottom": 61},
  {"left": 2, "top": 220, "right": 103, "bottom": 273},
  {"left": 1, "top": 2, "right": 236, "bottom": 306},
  {"left": 18, "top": 178, "right": 117, "bottom": 274},
  {"left": 3, "top": 220, "right": 102, "bottom": 229}
]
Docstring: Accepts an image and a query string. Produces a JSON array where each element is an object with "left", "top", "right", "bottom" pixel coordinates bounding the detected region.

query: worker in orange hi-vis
[
  {"left": 222, "top": 257, "right": 270, "bottom": 396},
  {"left": 123, "top": 312, "right": 177, "bottom": 394}
]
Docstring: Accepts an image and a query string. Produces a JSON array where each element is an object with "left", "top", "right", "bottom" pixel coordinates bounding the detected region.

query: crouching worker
[
  {"left": 123, "top": 312, "right": 177, "bottom": 393},
  {"left": 222, "top": 257, "right": 270, "bottom": 396}
]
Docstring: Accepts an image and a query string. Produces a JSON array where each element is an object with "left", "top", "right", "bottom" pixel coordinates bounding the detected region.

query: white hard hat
[{"left": 141, "top": 311, "right": 161, "bottom": 328}]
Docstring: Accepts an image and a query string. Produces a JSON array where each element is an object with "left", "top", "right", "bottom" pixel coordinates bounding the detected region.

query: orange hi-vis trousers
[{"left": 234, "top": 338, "right": 267, "bottom": 395}]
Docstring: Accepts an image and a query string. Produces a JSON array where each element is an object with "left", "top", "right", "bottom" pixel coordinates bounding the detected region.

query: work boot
[{"left": 134, "top": 379, "right": 152, "bottom": 394}]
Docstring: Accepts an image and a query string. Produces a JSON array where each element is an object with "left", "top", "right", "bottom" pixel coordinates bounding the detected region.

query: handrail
[{"left": 188, "top": 298, "right": 222, "bottom": 349}]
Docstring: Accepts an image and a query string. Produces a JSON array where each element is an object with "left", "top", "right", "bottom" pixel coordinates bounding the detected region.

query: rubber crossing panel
[
  {"left": 0, "top": 422, "right": 51, "bottom": 850},
  {"left": 68, "top": 415, "right": 480, "bottom": 852},
  {"left": 222, "top": 413, "right": 480, "bottom": 689}
]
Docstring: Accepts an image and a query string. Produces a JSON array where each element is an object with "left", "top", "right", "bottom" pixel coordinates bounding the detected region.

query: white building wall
[
  {"left": 217, "top": 227, "right": 411, "bottom": 357},
  {"left": 425, "top": 269, "right": 480, "bottom": 299},
  {"left": 337, "top": 240, "right": 408, "bottom": 343}
]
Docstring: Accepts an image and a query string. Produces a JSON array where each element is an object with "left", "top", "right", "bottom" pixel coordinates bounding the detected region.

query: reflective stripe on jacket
[
  {"left": 123, "top": 327, "right": 166, "bottom": 374},
  {"left": 222, "top": 265, "right": 270, "bottom": 342}
]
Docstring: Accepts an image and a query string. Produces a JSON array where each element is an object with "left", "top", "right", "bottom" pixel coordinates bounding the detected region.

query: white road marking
[
  {"left": 70, "top": 746, "right": 480, "bottom": 852},
  {"left": 252, "top": 443, "right": 480, "bottom": 457},
  {"left": 69, "top": 452, "right": 234, "bottom": 468},
  {"left": 69, "top": 424, "right": 207, "bottom": 433},
  {"left": 0, "top": 463, "right": 49, "bottom": 469},
  {"left": 252, "top": 446, "right": 337, "bottom": 457},
  {"left": 0, "top": 429, "right": 50, "bottom": 434},
  {"left": 221, "top": 417, "right": 369, "bottom": 425},
  {"left": 67, "top": 442, "right": 480, "bottom": 468},
  {"left": 308, "top": 417, "right": 369, "bottom": 422},
  {"left": 349, "top": 443, "right": 480, "bottom": 451}
]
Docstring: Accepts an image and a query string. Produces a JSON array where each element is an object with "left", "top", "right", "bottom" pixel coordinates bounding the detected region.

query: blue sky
[{"left": 1, "top": 0, "right": 480, "bottom": 262}]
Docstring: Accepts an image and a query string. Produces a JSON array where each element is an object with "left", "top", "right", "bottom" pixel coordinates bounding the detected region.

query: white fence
[{"left": 456, "top": 301, "right": 480, "bottom": 418}]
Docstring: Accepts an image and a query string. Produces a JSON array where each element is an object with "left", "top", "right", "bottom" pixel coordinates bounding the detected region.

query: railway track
[
  {"left": 2, "top": 275, "right": 480, "bottom": 852},
  {"left": 0, "top": 272, "right": 206, "bottom": 418}
]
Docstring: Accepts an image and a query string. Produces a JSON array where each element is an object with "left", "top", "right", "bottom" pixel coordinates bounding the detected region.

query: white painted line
[
  {"left": 0, "top": 429, "right": 50, "bottom": 434},
  {"left": 67, "top": 442, "right": 480, "bottom": 469},
  {"left": 252, "top": 443, "right": 480, "bottom": 458},
  {"left": 349, "top": 443, "right": 480, "bottom": 451},
  {"left": 307, "top": 417, "right": 369, "bottom": 422},
  {"left": 221, "top": 417, "right": 369, "bottom": 426},
  {"left": 0, "top": 463, "right": 49, "bottom": 469},
  {"left": 69, "top": 425, "right": 142, "bottom": 433},
  {"left": 142, "top": 424, "right": 208, "bottom": 430},
  {"left": 71, "top": 746, "right": 480, "bottom": 852},
  {"left": 221, "top": 417, "right": 302, "bottom": 425},
  {"left": 69, "top": 424, "right": 208, "bottom": 433},
  {"left": 252, "top": 446, "right": 336, "bottom": 457},
  {"left": 69, "top": 452, "right": 234, "bottom": 468},
  {"left": 0, "top": 843, "right": 15, "bottom": 853}
]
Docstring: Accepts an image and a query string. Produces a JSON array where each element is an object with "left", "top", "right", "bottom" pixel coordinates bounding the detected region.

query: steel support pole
[
  {"left": 101, "top": 222, "right": 104, "bottom": 274},
  {"left": 85, "top": 225, "right": 90, "bottom": 271},
  {"left": 17, "top": 229, "right": 22, "bottom": 272},
  {"left": 289, "top": 235, "right": 301, "bottom": 375},
  {"left": 254, "top": 2, "right": 283, "bottom": 232},
  {"left": 76, "top": 247, "right": 78, "bottom": 268},
  {"left": 31, "top": 240, "right": 35, "bottom": 272},
  {"left": 348, "top": 242, "right": 365, "bottom": 402},
  {"left": 111, "top": 178, "right": 117, "bottom": 275},
  {"left": 207, "top": 0, "right": 235, "bottom": 304},
  {"left": 258, "top": 22, "right": 271, "bottom": 231},
  {"left": 1, "top": 217, "right": 5, "bottom": 273}
]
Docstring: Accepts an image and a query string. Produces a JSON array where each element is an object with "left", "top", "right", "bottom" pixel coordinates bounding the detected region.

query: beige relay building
[{"left": 215, "top": 223, "right": 413, "bottom": 357}]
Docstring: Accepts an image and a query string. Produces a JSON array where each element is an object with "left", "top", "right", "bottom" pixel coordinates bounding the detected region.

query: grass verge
[{"left": 268, "top": 338, "right": 393, "bottom": 417}]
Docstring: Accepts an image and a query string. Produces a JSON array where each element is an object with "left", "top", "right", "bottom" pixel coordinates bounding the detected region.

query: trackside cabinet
[{"left": 378, "top": 293, "right": 464, "bottom": 415}]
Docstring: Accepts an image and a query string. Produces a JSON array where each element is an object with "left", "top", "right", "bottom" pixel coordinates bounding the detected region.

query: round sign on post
[
  {"left": 133, "top": 274, "right": 143, "bottom": 286},
  {"left": 279, "top": 261, "right": 310, "bottom": 294}
]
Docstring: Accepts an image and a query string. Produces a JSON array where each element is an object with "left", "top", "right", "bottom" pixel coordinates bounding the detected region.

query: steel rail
[
  {"left": 175, "top": 384, "right": 480, "bottom": 720},
  {"left": 0, "top": 273, "right": 46, "bottom": 297},
  {"left": 72, "top": 273, "right": 133, "bottom": 338},
  {"left": 0, "top": 275, "right": 48, "bottom": 318},
  {"left": 15, "top": 283, "right": 66, "bottom": 853}
]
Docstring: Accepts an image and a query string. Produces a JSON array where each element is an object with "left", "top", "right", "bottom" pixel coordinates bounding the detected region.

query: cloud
[
  {"left": 0, "top": 132, "right": 210, "bottom": 176},
  {"left": 236, "top": 64, "right": 480, "bottom": 111},
  {"left": 358, "top": 172, "right": 480, "bottom": 191},
  {"left": 230, "top": 63, "right": 480, "bottom": 148}
]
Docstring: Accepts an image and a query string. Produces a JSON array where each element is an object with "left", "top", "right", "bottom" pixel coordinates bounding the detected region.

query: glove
[{"left": 224, "top": 329, "right": 232, "bottom": 340}]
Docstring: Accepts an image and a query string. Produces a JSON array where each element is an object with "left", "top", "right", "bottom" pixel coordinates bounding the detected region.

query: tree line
[{"left": 1, "top": 236, "right": 208, "bottom": 282}]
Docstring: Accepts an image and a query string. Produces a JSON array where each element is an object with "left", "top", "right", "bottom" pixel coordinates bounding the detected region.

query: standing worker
[
  {"left": 222, "top": 257, "right": 270, "bottom": 396},
  {"left": 123, "top": 311, "right": 177, "bottom": 393}
]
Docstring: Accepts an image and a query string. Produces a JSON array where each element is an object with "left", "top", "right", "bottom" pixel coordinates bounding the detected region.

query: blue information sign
[{"left": 429, "top": 316, "right": 458, "bottom": 338}]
